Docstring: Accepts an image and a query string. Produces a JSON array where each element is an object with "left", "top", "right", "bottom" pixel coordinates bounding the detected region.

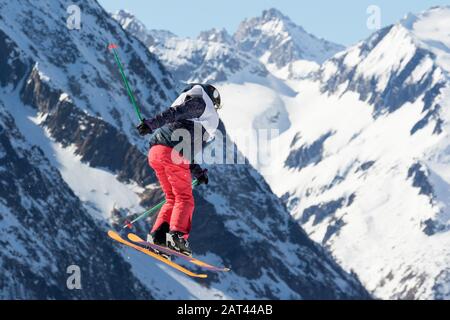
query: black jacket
[{"left": 144, "top": 96, "right": 209, "bottom": 176}]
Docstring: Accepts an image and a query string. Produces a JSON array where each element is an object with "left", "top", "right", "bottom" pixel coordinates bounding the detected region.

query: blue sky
[{"left": 98, "top": 0, "right": 449, "bottom": 45}]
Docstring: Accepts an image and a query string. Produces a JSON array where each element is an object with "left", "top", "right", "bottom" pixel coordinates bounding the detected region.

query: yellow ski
[
  {"left": 107, "top": 230, "right": 207, "bottom": 279},
  {"left": 127, "top": 233, "right": 230, "bottom": 272}
]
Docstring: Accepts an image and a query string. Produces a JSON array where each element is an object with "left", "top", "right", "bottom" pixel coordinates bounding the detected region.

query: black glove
[
  {"left": 194, "top": 168, "right": 208, "bottom": 185},
  {"left": 136, "top": 119, "right": 152, "bottom": 136}
]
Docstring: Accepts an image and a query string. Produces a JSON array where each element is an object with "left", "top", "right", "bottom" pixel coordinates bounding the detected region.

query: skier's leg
[
  {"left": 166, "top": 162, "right": 194, "bottom": 237},
  {"left": 148, "top": 146, "right": 175, "bottom": 235}
]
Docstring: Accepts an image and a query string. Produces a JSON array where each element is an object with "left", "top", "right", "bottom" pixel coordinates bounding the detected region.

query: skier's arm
[{"left": 144, "top": 97, "right": 206, "bottom": 131}]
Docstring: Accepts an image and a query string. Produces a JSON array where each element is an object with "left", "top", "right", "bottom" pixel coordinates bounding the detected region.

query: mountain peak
[
  {"left": 401, "top": 5, "right": 450, "bottom": 29},
  {"left": 114, "top": 9, "right": 133, "bottom": 18},
  {"left": 112, "top": 9, "right": 139, "bottom": 27},
  {"left": 400, "top": 5, "right": 450, "bottom": 73},
  {"left": 112, "top": 9, "right": 149, "bottom": 40},
  {"left": 198, "top": 28, "right": 234, "bottom": 45},
  {"left": 261, "top": 8, "right": 289, "bottom": 21},
  {"left": 234, "top": 9, "right": 344, "bottom": 67},
  {"left": 113, "top": 10, "right": 178, "bottom": 48},
  {"left": 400, "top": 12, "right": 419, "bottom": 29}
]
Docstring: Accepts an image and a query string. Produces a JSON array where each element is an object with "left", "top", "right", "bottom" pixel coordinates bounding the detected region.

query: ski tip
[
  {"left": 128, "top": 233, "right": 143, "bottom": 243},
  {"left": 108, "top": 43, "right": 118, "bottom": 50},
  {"left": 107, "top": 230, "right": 119, "bottom": 239}
]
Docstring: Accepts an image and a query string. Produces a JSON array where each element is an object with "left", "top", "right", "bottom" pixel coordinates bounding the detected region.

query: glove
[
  {"left": 136, "top": 119, "right": 152, "bottom": 136},
  {"left": 194, "top": 168, "right": 208, "bottom": 185}
]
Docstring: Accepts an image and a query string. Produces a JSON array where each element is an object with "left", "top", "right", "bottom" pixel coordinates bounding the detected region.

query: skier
[{"left": 136, "top": 84, "right": 221, "bottom": 256}]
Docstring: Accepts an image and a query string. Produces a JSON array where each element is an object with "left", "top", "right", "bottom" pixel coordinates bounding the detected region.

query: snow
[
  {"left": 266, "top": 59, "right": 320, "bottom": 81},
  {"left": 407, "top": 56, "right": 434, "bottom": 84},
  {"left": 320, "top": 60, "right": 339, "bottom": 82},
  {"left": 50, "top": 143, "right": 143, "bottom": 220},
  {"left": 343, "top": 46, "right": 362, "bottom": 68},
  {"left": 258, "top": 77, "right": 450, "bottom": 299},
  {"left": 357, "top": 25, "right": 417, "bottom": 91},
  {"left": 216, "top": 81, "right": 292, "bottom": 170},
  {"left": 217, "top": 6, "right": 450, "bottom": 299},
  {"left": 407, "top": 6, "right": 450, "bottom": 74},
  {"left": 37, "top": 69, "right": 50, "bottom": 82},
  {"left": 58, "top": 93, "right": 70, "bottom": 102}
]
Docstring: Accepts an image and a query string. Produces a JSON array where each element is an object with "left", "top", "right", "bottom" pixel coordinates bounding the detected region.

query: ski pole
[
  {"left": 123, "top": 179, "right": 200, "bottom": 229},
  {"left": 108, "top": 43, "right": 144, "bottom": 122}
]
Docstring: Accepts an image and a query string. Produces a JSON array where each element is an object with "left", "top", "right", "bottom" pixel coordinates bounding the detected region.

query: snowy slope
[
  {"left": 0, "top": 92, "right": 151, "bottom": 299},
  {"left": 261, "top": 6, "right": 450, "bottom": 299},
  {"left": 0, "top": 0, "right": 369, "bottom": 299},
  {"left": 200, "top": 6, "right": 450, "bottom": 300}
]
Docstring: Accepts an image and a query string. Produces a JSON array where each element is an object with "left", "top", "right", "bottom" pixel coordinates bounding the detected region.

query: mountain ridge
[
  {"left": 0, "top": 0, "right": 369, "bottom": 299},
  {"left": 113, "top": 8, "right": 344, "bottom": 82}
]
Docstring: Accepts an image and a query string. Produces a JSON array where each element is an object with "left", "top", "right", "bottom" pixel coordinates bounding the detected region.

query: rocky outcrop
[{"left": 0, "top": 105, "right": 151, "bottom": 299}]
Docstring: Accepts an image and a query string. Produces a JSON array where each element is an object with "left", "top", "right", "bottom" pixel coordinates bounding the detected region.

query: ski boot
[
  {"left": 166, "top": 231, "right": 192, "bottom": 257},
  {"left": 147, "top": 222, "right": 171, "bottom": 260}
]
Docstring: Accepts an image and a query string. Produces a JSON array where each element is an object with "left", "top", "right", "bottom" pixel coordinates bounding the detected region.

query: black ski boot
[
  {"left": 147, "top": 222, "right": 169, "bottom": 246},
  {"left": 147, "top": 222, "right": 171, "bottom": 259},
  {"left": 166, "top": 231, "right": 192, "bottom": 257}
]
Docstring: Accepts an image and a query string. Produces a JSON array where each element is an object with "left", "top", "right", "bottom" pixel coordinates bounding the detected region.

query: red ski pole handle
[
  {"left": 108, "top": 43, "right": 118, "bottom": 50},
  {"left": 123, "top": 219, "right": 133, "bottom": 229}
]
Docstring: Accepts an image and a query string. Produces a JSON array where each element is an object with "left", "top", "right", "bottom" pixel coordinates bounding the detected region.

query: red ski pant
[{"left": 149, "top": 145, "right": 194, "bottom": 238}]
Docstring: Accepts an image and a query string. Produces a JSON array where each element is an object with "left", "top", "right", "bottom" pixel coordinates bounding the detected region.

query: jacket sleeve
[{"left": 144, "top": 96, "right": 206, "bottom": 131}]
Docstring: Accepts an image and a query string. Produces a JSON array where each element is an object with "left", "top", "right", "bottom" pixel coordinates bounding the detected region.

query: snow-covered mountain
[
  {"left": 0, "top": 0, "right": 369, "bottom": 299},
  {"left": 261, "top": 6, "right": 450, "bottom": 299},
  {"left": 0, "top": 101, "right": 152, "bottom": 299},
  {"left": 114, "top": 8, "right": 343, "bottom": 83},
  {"left": 234, "top": 8, "right": 344, "bottom": 78},
  {"left": 113, "top": 10, "right": 267, "bottom": 83},
  {"left": 116, "top": 3, "right": 450, "bottom": 299}
]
